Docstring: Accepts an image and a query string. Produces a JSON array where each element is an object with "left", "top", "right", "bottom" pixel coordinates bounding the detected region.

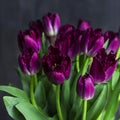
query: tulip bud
[
  {"left": 77, "top": 74, "right": 94, "bottom": 100},
  {"left": 77, "top": 19, "right": 91, "bottom": 31},
  {"left": 43, "top": 13, "right": 61, "bottom": 37},
  {"left": 18, "top": 49, "right": 40, "bottom": 75}
]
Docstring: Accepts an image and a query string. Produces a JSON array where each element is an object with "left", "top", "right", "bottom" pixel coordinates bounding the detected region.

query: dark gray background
[{"left": 0, "top": 0, "right": 120, "bottom": 119}]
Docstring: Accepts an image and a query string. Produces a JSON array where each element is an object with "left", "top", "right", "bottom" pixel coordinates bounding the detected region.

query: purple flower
[
  {"left": 77, "top": 74, "right": 94, "bottom": 100},
  {"left": 104, "top": 31, "right": 119, "bottom": 53},
  {"left": 55, "top": 24, "right": 81, "bottom": 59},
  {"left": 42, "top": 13, "right": 61, "bottom": 37},
  {"left": 57, "top": 24, "right": 75, "bottom": 39},
  {"left": 79, "top": 28, "right": 104, "bottom": 56},
  {"left": 18, "top": 49, "right": 40, "bottom": 75},
  {"left": 90, "top": 48, "right": 118, "bottom": 83},
  {"left": 18, "top": 20, "right": 42, "bottom": 52},
  {"left": 77, "top": 19, "right": 91, "bottom": 31},
  {"left": 42, "top": 46, "right": 71, "bottom": 84}
]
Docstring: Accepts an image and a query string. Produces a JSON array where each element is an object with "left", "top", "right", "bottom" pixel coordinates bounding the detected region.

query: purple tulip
[
  {"left": 18, "top": 20, "right": 42, "bottom": 52},
  {"left": 42, "top": 13, "right": 61, "bottom": 37},
  {"left": 104, "top": 31, "right": 119, "bottom": 53},
  {"left": 57, "top": 24, "right": 75, "bottom": 39},
  {"left": 42, "top": 46, "right": 71, "bottom": 84},
  {"left": 79, "top": 28, "right": 104, "bottom": 57},
  {"left": 77, "top": 74, "right": 94, "bottom": 100},
  {"left": 55, "top": 24, "right": 81, "bottom": 59},
  {"left": 18, "top": 49, "right": 40, "bottom": 75},
  {"left": 77, "top": 19, "right": 91, "bottom": 31},
  {"left": 90, "top": 48, "right": 118, "bottom": 83}
]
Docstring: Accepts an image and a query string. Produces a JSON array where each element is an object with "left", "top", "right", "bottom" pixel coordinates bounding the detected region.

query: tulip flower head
[
  {"left": 56, "top": 24, "right": 81, "bottom": 59},
  {"left": 18, "top": 28, "right": 42, "bottom": 52},
  {"left": 90, "top": 48, "right": 118, "bottom": 83},
  {"left": 104, "top": 31, "right": 119, "bottom": 53},
  {"left": 42, "top": 46, "right": 71, "bottom": 84},
  {"left": 43, "top": 13, "right": 61, "bottom": 37},
  {"left": 77, "top": 74, "right": 94, "bottom": 100},
  {"left": 79, "top": 28, "right": 104, "bottom": 57},
  {"left": 77, "top": 19, "right": 91, "bottom": 31},
  {"left": 18, "top": 49, "right": 40, "bottom": 75}
]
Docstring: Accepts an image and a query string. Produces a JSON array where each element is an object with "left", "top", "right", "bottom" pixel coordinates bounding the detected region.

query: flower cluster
[
  {"left": 18, "top": 13, "right": 119, "bottom": 100},
  {"left": 18, "top": 20, "right": 43, "bottom": 75},
  {"left": 1, "top": 12, "right": 120, "bottom": 120}
]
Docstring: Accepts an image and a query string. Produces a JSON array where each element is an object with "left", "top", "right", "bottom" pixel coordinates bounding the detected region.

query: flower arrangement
[{"left": 0, "top": 12, "right": 120, "bottom": 120}]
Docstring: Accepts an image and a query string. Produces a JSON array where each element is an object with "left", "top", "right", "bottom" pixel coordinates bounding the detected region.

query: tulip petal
[
  {"left": 105, "top": 62, "right": 117, "bottom": 81},
  {"left": 51, "top": 72, "right": 65, "bottom": 84},
  {"left": 107, "top": 37, "right": 119, "bottom": 53},
  {"left": 90, "top": 58, "right": 105, "bottom": 83},
  {"left": 18, "top": 55, "right": 30, "bottom": 75},
  {"left": 62, "top": 57, "right": 71, "bottom": 79},
  {"left": 78, "top": 19, "right": 91, "bottom": 31},
  {"left": 84, "top": 77, "right": 94, "bottom": 100},
  {"left": 88, "top": 36, "right": 104, "bottom": 56},
  {"left": 24, "top": 35, "right": 39, "bottom": 51},
  {"left": 54, "top": 13, "right": 61, "bottom": 35},
  {"left": 30, "top": 52, "right": 40, "bottom": 74},
  {"left": 77, "top": 74, "right": 94, "bottom": 100},
  {"left": 80, "top": 30, "right": 90, "bottom": 54}
]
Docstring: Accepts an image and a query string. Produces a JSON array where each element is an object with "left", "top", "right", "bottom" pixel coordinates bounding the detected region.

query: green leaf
[
  {"left": 35, "top": 81, "right": 46, "bottom": 109},
  {"left": 16, "top": 102, "right": 49, "bottom": 120},
  {"left": 49, "top": 115, "right": 58, "bottom": 120},
  {"left": 46, "top": 84, "right": 56, "bottom": 116},
  {"left": 87, "top": 84, "right": 108, "bottom": 120},
  {"left": 104, "top": 76, "right": 120, "bottom": 120},
  {"left": 116, "top": 47, "right": 120, "bottom": 59},
  {"left": 87, "top": 84, "right": 107, "bottom": 110},
  {"left": 61, "top": 80, "right": 70, "bottom": 120},
  {"left": 104, "top": 92, "right": 119, "bottom": 120},
  {"left": 0, "top": 86, "right": 29, "bottom": 101},
  {"left": 70, "top": 72, "right": 80, "bottom": 105},
  {"left": 111, "top": 70, "right": 120, "bottom": 90},
  {"left": 103, "top": 39, "right": 109, "bottom": 49},
  {"left": 69, "top": 97, "right": 83, "bottom": 120},
  {"left": 16, "top": 68, "right": 30, "bottom": 96},
  {"left": 3, "top": 96, "right": 26, "bottom": 120}
]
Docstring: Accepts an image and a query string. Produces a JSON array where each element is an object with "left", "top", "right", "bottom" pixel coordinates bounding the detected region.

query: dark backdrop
[{"left": 0, "top": 0, "right": 120, "bottom": 119}]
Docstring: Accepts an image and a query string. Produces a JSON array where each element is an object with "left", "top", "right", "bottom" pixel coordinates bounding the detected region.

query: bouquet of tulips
[{"left": 0, "top": 12, "right": 120, "bottom": 120}]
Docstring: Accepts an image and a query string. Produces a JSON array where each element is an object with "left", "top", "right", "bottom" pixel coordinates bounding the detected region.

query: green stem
[
  {"left": 30, "top": 74, "right": 38, "bottom": 110},
  {"left": 76, "top": 55, "right": 80, "bottom": 72},
  {"left": 116, "top": 47, "right": 120, "bottom": 59},
  {"left": 81, "top": 57, "right": 89, "bottom": 75},
  {"left": 34, "top": 74, "right": 38, "bottom": 88},
  {"left": 82, "top": 100, "right": 87, "bottom": 120},
  {"left": 81, "top": 56, "right": 89, "bottom": 120},
  {"left": 56, "top": 85, "right": 63, "bottom": 120}
]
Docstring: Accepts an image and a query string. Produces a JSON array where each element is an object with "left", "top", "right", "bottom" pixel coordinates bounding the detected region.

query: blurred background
[{"left": 0, "top": 0, "right": 120, "bottom": 119}]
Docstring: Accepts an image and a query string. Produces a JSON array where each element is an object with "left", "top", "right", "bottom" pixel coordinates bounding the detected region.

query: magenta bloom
[
  {"left": 42, "top": 46, "right": 71, "bottom": 84},
  {"left": 90, "top": 48, "right": 117, "bottom": 83},
  {"left": 79, "top": 28, "right": 104, "bottom": 56},
  {"left": 56, "top": 24, "right": 81, "bottom": 59},
  {"left": 104, "top": 31, "right": 119, "bottom": 53},
  {"left": 18, "top": 49, "right": 40, "bottom": 75},
  {"left": 43, "top": 13, "right": 61, "bottom": 37},
  {"left": 77, "top": 74, "right": 94, "bottom": 100},
  {"left": 77, "top": 19, "right": 91, "bottom": 31},
  {"left": 18, "top": 20, "right": 42, "bottom": 52}
]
